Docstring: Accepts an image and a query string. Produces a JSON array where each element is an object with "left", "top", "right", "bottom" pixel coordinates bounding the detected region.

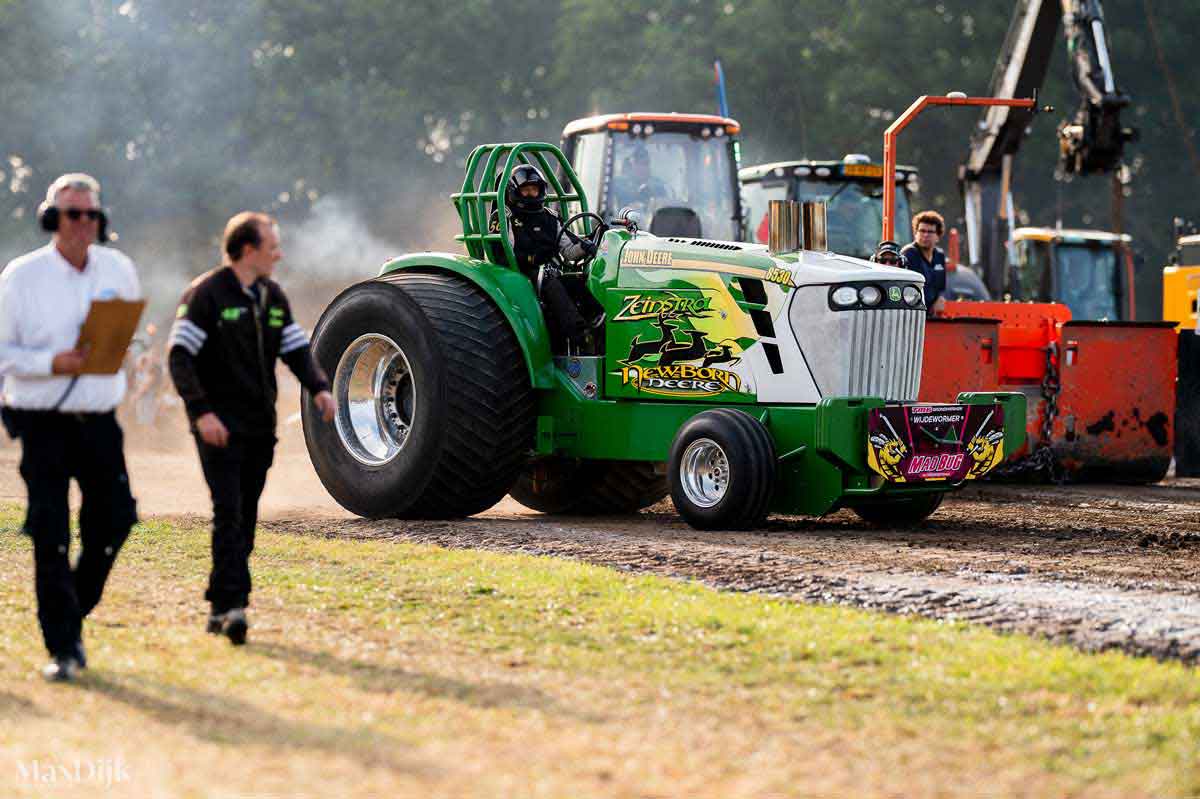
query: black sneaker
[
  {"left": 41, "top": 656, "right": 81, "bottom": 683},
  {"left": 73, "top": 640, "right": 87, "bottom": 670},
  {"left": 206, "top": 612, "right": 224, "bottom": 635},
  {"left": 222, "top": 608, "right": 248, "bottom": 646}
]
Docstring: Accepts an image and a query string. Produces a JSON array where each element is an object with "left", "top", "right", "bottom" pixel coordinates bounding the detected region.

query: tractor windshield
[
  {"left": 795, "top": 180, "right": 912, "bottom": 259},
  {"left": 610, "top": 133, "right": 738, "bottom": 241},
  {"left": 1055, "top": 243, "right": 1121, "bottom": 320}
]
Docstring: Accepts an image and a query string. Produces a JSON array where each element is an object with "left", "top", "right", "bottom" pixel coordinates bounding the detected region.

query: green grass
[{"left": 0, "top": 502, "right": 1197, "bottom": 798}]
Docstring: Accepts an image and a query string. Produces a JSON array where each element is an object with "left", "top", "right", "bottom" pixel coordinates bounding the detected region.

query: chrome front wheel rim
[
  {"left": 332, "top": 333, "right": 416, "bottom": 466},
  {"left": 679, "top": 438, "right": 730, "bottom": 508}
]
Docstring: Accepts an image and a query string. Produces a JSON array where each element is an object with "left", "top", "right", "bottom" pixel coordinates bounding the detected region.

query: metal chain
[
  {"left": 991, "top": 342, "right": 1065, "bottom": 483},
  {"left": 991, "top": 442, "right": 1061, "bottom": 482},
  {"left": 1039, "top": 341, "right": 1059, "bottom": 449}
]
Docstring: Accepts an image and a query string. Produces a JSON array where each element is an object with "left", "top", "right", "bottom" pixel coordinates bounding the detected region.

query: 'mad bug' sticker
[{"left": 867, "top": 404, "right": 1006, "bottom": 483}]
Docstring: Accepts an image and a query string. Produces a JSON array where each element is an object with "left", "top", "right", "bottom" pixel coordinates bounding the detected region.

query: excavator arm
[
  {"left": 1056, "top": 1, "right": 1138, "bottom": 176},
  {"left": 959, "top": 0, "right": 1136, "bottom": 295}
]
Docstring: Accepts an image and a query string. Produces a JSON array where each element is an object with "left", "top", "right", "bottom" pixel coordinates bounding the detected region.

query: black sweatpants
[
  {"left": 194, "top": 432, "right": 275, "bottom": 614},
  {"left": 540, "top": 271, "right": 589, "bottom": 343},
  {"left": 14, "top": 410, "right": 138, "bottom": 658}
]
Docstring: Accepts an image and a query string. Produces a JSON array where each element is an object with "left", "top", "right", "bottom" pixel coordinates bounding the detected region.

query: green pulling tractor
[{"left": 301, "top": 143, "right": 1024, "bottom": 529}]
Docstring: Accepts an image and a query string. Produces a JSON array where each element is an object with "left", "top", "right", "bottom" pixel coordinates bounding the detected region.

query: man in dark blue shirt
[{"left": 900, "top": 210, "right": 948, "bottom": 314}]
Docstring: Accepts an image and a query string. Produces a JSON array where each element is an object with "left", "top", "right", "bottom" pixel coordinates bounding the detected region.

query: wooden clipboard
[{"left": 76, "top": 299, "right": 146, "bottom": 375}]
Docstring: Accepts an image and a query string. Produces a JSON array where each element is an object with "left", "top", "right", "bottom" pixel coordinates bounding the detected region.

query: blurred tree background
[{"left": 0, "top": 0, "right": 1195, "bottom": 319}]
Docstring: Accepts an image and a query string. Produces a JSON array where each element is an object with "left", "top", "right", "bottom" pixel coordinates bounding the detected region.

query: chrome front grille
[
  {"left": 845, "top": 308, "right": 925, "bottom": 401},
  {"left": 787, "top": 285, "right": 926, "bottom": 402}
]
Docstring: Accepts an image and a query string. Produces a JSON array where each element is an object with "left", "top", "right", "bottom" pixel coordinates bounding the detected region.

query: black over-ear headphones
[{"left": 37, "top": 173, "right": 111, "bottom": 243}]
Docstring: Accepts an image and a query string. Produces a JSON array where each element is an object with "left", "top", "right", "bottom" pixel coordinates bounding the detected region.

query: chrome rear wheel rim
[{"left": 332, "top": 333, "right": 415, "bottom": 466}]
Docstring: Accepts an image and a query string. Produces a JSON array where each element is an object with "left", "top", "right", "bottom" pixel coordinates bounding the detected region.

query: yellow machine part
[{"left": 1162, "top": 264, "right": 1200, "bottom": 331}]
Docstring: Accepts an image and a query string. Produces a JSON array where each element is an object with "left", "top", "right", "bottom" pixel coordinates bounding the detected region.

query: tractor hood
[
  {"left": 608, "top": 233, "right": 927, "bottom": 405},
  {"left": 613, "top": 233, "right": 922, "bottom": 289},
  {"left": 773, "top": 247, "right": 925, "bottom": 287}
]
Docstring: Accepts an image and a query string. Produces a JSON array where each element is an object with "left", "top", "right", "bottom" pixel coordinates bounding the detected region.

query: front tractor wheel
[
  {"left": 850, "top": 492, "right": 944, "bottom": 526},
  {"left": 302, "top": 273, "right": 534, "bottom": 518},
  {"left": 667, "top": 409, "right": 776, "bottom": 530}
]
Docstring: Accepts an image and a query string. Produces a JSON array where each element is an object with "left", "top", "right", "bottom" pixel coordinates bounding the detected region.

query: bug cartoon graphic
[
  {"left": 967, "top": 429, "right": 1005, "bottom": 478},
  {"left": 868, "top": 431, "right": 908, "bottom": 482}
]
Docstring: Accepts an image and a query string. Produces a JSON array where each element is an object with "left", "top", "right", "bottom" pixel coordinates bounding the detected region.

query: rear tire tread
[
  {"left": 510, "top": 459, "right": 668, "bottom": 515},
  {"left": 577, "top": 461, "right": 669, "bottom": 514},
  {"left": 379, "top": 271, "right": 534, "bottom": 518}
]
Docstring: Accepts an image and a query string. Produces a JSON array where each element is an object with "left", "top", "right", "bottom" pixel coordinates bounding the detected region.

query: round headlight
[
  {"left": 859, "top": 285, "right": 883, "bottom": 306},
  {"left": 902, "top": 285, "right": 922, "bottom": 306},
  {"left": 832, "top": 286, "right": 858, "bottom": 307},
  {"left": 644, "top": 124, "right": 654, "bottom": 135},
  {"left": 700, "top": 127, "right": 712, "bottom": 138},
  {"left": 632, "top": 123, "right": 643, "bottom": 134},
  {"left": 794, "top": 166, "right": 812, "bottom": 177}
]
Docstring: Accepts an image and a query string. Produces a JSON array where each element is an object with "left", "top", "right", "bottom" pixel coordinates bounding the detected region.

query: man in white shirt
[{"left": 0, "top": 173, "right": 141, "bottom": 682}]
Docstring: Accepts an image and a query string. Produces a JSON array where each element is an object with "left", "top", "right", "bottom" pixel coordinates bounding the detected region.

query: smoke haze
[{"left": 1, "top": 0, "right": 1196, "bottom": 325}]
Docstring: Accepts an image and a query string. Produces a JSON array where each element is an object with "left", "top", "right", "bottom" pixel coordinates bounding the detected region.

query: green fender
[{"left": 377, "top": 252, "right": 555, "bottom": 389}]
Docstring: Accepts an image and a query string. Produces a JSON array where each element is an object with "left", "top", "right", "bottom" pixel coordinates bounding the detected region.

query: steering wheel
[{"left": 559, "top": 211, "right": 608, "bottom": 269}]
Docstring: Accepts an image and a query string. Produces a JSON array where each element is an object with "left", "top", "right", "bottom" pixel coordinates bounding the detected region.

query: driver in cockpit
[
  {"left": 488, "top": 164, "right": 598, "bottom": 346},
  {"left": 614, "top": 144, "right": 673, "bottom": 211}
]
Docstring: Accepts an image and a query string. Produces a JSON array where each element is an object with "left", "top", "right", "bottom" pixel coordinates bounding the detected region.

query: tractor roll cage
[{"left": 453, "top": 142, "right": 593, "bottom": 271}]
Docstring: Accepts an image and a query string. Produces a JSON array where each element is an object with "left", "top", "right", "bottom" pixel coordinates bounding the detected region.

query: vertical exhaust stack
[
  {"left": 802, "top": 201, "right": 828, "bottom": 251},
  {"left": 768, "top": 200, "right": 801, "bottom": 254}
]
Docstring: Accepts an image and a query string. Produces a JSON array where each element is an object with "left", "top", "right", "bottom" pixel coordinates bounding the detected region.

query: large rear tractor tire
[
  {"left": 302, "top": 272, "right": 534, "bottom": 518},
  {"left": 509, "top": 459, "right": 668, "bottom": 515},
  {"left": 667, "top": 408, "right": 775, "bottom": 530},
  {"left": 850, "top": 492, "right": 944, "bottom": 526}
]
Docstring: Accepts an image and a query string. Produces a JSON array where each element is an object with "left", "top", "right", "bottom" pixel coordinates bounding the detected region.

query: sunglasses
[{"left": 63, "top": 208, "right": 101, "bottom": 221}]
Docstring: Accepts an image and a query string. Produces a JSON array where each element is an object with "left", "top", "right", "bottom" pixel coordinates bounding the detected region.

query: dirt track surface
[{"left": 3, "top": 432, "right": 1199, "bottom": 664}]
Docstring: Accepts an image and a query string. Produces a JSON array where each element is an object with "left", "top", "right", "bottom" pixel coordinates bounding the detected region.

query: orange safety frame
[{"left": 881, "top": 95, "right": 1039, "bottom": 244}]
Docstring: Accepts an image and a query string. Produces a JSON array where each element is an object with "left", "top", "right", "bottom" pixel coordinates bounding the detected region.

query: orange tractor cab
[{"left": 560, "top": 112, "right": 744, "bottom": 241}]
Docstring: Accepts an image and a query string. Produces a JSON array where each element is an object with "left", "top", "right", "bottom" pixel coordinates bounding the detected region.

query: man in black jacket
[{"left": 168, "top": 211, "right": 335, "bottom": 645}]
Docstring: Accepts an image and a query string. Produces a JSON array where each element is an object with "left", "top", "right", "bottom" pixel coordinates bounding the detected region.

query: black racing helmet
[
  {"left": 873, "top": 240, "right": 903, "bottom": 265},
  {"left": 506, "top": 163, "right": 548, "bottom": 215}
]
